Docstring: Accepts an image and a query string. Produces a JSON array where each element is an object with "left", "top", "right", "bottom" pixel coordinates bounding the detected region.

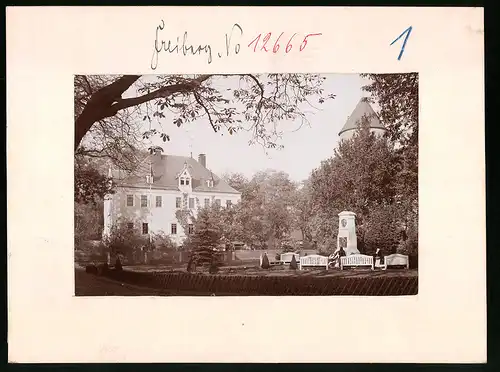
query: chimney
[{"left": 198, "top": 153, "right": 206, "bottom": 168}]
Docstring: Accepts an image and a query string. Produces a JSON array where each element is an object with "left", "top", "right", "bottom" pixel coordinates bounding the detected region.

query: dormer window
[
  {"left": 206, "top": 180, "right": 214, "bottom": 188},
  {"left": 178, "top": 163, "right": 192, "bottom": 189},
  {"left": 146, "top": 175, "right": 152, "bottom": 184}
]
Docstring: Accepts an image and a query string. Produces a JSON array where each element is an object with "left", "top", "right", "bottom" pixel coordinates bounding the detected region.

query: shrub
[
  {"left": 97, "top": 262, "right": 109, "bottom": 275},
  {"left": 281, "top": 243, "right": 295, "bottom": 253},
  {"left": 289, "top": 254, "right": 298, "bottom": 270},
  {"left": 85, "top": 264, "right": 98, "bottom": 274},
  {"left": 151, "top": 231, "right": 178, "bottom": 251},
  {"left": 186, "top": 257, "right": 194, "bottom": 273},
  {"left": 397, "top": 221, "right": 418, "bottom": 256},
  {"left": 104, "top": 220, "right": 149, "bottom": 259},
  {"left": 115, "top": 256, "right": 123, "bottom": 271},
  {"left": 261, "top": 253, "right": 270, "bottom": 269},
  {"left": 209, "top": 259, "right": 220, "bottom": 274}
]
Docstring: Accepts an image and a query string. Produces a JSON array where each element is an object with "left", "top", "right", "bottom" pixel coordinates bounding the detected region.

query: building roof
[
  {"left": 112, "top": 153, "right": 241, "bottom": 195},
  {"left": 339, "top": 98, "right": 386, "bottom": 136}
]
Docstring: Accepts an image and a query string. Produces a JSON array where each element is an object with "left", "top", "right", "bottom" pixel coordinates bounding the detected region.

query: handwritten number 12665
[{"left": 248, "top": 32, "right": 322, "bottom": 53}]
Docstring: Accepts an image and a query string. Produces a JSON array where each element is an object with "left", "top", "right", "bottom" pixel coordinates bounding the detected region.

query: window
[
  {"left": 156, "top": 195, "right": 162, "bottom": 207},
  {"left": 146, "top": 175, "right": 152, "bottom": 184},
  {"left": 204, "top": 198, "right": 210, "bottom": 207},
  {"left": 171, "top": 223, "right": 177, "bottom": 235},
  {"left": 226, "top": 200, "right": 232, "bottom": 208},
  {"left": 127, "top": 222, "right": 134, "bottom": 230},
  {"left": 126, "top": 195, "right": 134, "bottom": 207},
  {"left": 141, "top": 195, "right": 148, "bottom": 207},
  {"left": 176, "top": 197, "right": 181, "bottom": 208},
  {"left": 142, "top": 223, "right": 149, "bottom": 235},
  {"left": 206, "top": 180, "right": 213, "bottom": 188},
  {"left": 189, "top": 197, "right": 194, "bottom": 209},
  {"left": 188, "top": 224, "right": 194, "bottom": 235},
  {"left": 180, "top": 176, "right": 191, "bottom": 187},
  {"left": 215, "top": 199, "right": 221, "bottom": 207}
]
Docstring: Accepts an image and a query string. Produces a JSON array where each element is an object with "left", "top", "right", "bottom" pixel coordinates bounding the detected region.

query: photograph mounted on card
[{"left": 75, "top": 72, "right": 418, "bottom": 297}]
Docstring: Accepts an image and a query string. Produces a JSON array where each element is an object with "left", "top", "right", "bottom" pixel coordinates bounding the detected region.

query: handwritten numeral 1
[
  {"left": 390, "top": 26, "right": 412, "bottom": 61},
  {"left": 248, "top": 34, "right": 261, "bottom": 52}
]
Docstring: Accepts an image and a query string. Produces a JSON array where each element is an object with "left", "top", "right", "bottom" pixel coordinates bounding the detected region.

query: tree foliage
[
  {"left": 360, "top": 73, "right": 418, "bottom": 148},
  {"left": 362, "top": 203, "right": 400, "bottom": 255},
  {"left": 74, "top": 201, "right": 103, "bottom": 248},
  {"left": 74, "top": 157, "right": 114, "bottom": 204},
  {"left": 310, "top": 123, "right": 397, "bottom": 248},
  {"left": 75, "top": 74, "right": 335, "bottom": 151},
  {"left": 361, "top": 73, "right": 419, "bottom": 242},
  {"left": 230, "top": 170, "right": 298, "bottom": 249}
]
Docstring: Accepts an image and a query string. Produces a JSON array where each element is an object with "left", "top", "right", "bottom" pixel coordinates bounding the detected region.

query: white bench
[
  {"left": 340, "top": 254, "right": 374, "bottom": 270},
  {"left": 381, "top": 253, "right": 409, "bottom": 270},
  {"left": 280, "top": 252, "right": 300, "bottom": 265},
  {"left": 299, "top": 255, "right": 329, "bottom": 270}
]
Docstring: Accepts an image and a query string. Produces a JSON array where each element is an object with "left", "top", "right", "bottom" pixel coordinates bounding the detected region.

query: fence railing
[{"left": 97, "top": 269, "right": 418, "bottom": 296}]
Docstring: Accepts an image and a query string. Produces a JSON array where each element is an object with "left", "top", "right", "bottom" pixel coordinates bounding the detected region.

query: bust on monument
[{"left": 337, "top": 211, "right": 360, "bottom": 256}]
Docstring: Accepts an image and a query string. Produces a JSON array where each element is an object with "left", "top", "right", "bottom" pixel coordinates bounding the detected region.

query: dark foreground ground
[{"left": 75, "top": 265, "right": 418, "bottom": 296}]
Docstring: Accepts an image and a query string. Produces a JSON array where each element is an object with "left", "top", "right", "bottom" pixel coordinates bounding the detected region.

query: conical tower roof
[{"left": 339, "top": 98, "right": 386, "bottom": 136}]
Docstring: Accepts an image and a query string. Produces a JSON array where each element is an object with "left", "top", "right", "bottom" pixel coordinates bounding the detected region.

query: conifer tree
[
  {"left": 189, "top": 208, "right": 222, "bottom": 272},
  {"left": 261, "top": 253, "right": 270, "bottom": 269}
]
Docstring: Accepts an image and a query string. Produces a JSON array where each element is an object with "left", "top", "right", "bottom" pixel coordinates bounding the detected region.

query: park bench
[
  {"left": 280, "top": 252, "right": 300, "bottom": 265},
  {"left": 299, "top": 254, "right": 329, "bottom": 270},
  {"left": 340, "top": 254, "right": 374, "bottom": 270},
  {"left": 380, "top": 253, "right": 409, "bottom": 270}
]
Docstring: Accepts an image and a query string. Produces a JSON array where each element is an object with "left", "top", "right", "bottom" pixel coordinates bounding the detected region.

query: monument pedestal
[{"left": 337, "top": 211, "right": 360, "bottom": 255}]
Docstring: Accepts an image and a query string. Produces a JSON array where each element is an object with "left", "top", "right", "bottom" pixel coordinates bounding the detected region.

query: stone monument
[{"left": 337, "top": 211, "right": 360, "bottom": 255}]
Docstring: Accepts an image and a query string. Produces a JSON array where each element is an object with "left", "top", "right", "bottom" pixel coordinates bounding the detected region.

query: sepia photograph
[{"left": 74, "top": 72, "right": 419, "bottom": 296}]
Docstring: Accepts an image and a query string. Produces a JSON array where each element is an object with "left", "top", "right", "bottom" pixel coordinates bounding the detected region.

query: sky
[{"left": 123, "top": 73, "right": 373, "bottom": 183}]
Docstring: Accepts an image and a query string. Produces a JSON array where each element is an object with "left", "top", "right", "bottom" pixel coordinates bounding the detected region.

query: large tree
[
  {"left": 75, "top": 74, "right": 335, "bottom": 151},
  {"left": 361, "top": 73, "right": 419, "bottom": 239},
  {"left": 309, "top": 122, "right": 398, "bottom": 249},
  {"left": 235, "top": 170, "right": 297, "bottom": 249}
]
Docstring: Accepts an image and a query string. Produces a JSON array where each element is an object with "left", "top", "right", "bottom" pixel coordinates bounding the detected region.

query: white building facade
[{"left": 103, "top": 152, "right": 241, "bottom": 246}]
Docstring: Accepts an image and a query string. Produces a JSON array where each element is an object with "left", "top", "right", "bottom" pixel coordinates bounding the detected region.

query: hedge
[{"left": 99, "top": 269, "right": 418, "bottom": 296}]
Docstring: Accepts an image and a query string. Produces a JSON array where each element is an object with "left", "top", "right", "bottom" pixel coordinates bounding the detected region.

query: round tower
[{"left": 339, "top": 98, "right": 387, "bottom": 142}]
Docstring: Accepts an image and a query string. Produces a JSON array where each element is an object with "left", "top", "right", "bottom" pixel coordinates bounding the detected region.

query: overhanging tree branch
[{"left": 75, "top": 74, "right": 212, "bottom": 150}]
